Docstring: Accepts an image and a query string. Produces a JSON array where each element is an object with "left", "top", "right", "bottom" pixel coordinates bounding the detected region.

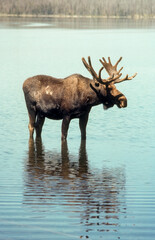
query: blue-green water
[{"left": 0, "top": 17, "right": 155, "bottom": 240}]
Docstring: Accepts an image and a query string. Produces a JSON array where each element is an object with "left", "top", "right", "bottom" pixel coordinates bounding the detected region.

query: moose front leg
[
  {"left": 79, "top": 111, "right": 90, "bottom": 140},
  {"left": 61, "top": 116, "right": 71, "bottom": 141}
]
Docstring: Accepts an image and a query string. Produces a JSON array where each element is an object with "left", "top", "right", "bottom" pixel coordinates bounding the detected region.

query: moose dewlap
[{"left": 23, "top": 56, "right": 137, "bottom": 141}]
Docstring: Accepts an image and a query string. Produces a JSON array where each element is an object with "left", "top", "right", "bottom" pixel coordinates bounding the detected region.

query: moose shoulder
[{"left": 23, "top": 57, "right": 137, "bottom": 141}]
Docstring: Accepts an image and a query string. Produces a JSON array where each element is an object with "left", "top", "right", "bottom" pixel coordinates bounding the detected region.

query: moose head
[{"left": 82, "top": 56, "right": 137, "bottom": 110}]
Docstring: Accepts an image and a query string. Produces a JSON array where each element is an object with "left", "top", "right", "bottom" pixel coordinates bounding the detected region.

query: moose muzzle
[{"left": 116, "top": 95, "right": 127, "bottom": 108}]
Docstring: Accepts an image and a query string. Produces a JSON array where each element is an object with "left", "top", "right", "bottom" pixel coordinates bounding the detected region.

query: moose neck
[{"left": 89, "top": 82, "right": 106, "bottom": 106}]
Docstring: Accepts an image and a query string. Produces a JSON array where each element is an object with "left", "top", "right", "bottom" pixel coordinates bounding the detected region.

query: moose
[{"left": 23, "top": 56, "right": 137, "bottom": 141}]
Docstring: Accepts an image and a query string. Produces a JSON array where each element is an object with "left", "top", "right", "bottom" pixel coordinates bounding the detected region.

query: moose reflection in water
[{"left": 24, "top": 140, "right": 126, "bottom": 236}]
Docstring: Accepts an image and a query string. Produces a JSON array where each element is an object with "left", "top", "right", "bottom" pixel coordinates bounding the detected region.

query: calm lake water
[{"left": 0, "top": 17, "right": 155, "bottom": 240}]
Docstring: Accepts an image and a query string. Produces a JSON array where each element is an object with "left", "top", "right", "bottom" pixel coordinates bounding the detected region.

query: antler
[
  {"left": 114, "top": 72, "right": 137, "bottom": 83},
  {"left": 100, "top": 57, "right": 137, "bottom": 84},
  {"left": 82, "top": 56, "right": 121, "bottom": 85},
  {"left": 82, "top": 56, "right": 104, "bottom": 84}
]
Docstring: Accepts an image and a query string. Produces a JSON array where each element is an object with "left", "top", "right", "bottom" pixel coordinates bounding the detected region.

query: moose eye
[{"left": 95, "top": 82, "right": 99, "bottom": 87}]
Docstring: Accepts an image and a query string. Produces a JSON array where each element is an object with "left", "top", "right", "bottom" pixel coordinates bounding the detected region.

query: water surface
[{"left": 0, "top": 17, "right": 155, "bottom": 240}]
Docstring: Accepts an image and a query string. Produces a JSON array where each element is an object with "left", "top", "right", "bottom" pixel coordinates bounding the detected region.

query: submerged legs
[
  {"left": 26, "top": 103, "right": 89, "bottom": 141},
  {"left": 27, "top": 107, "right": 45, "bottom": 139},
  {"left": 61, "top": 112, "right": 90, "bottom": 141}
]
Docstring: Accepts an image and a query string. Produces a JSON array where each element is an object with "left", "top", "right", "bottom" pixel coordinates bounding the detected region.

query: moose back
[{"left": 23, "top": 56, "right": 137, "bottom": 141}]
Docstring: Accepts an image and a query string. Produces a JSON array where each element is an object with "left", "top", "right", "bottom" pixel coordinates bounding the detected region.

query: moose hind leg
[
  {"left": 35, "top": 114, "right": 45, "bottom": 138},
  {"left": 28, "top": 109, "right": 36, "bottom": 139}
]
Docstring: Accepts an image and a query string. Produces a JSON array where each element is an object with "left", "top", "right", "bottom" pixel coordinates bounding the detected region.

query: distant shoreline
[{"left": 0, "top": 13, "right": 154, "bottom": 19}]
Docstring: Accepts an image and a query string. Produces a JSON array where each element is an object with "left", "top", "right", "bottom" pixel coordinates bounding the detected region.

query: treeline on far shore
[{"left": 0, "top": 0, "right": 154, "bottom": 18}]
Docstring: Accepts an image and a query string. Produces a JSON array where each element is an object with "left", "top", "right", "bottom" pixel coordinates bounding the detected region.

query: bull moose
[{"left": 23, "top": 56, "right": 137, "bottom": 141}]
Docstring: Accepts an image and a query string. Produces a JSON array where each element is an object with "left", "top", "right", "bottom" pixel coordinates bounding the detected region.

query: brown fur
[{"left": 23, "top": 73, "right": 127, "bottom": 141}]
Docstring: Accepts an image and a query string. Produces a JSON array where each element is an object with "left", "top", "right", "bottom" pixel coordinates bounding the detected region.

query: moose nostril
[{"left": 120, "top": 99, "right": 127, "bottom": 107}]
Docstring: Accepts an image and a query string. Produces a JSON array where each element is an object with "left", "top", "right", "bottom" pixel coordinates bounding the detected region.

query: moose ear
[{"left": 95, "top": 82, "right": 100, "bottom": 87}]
